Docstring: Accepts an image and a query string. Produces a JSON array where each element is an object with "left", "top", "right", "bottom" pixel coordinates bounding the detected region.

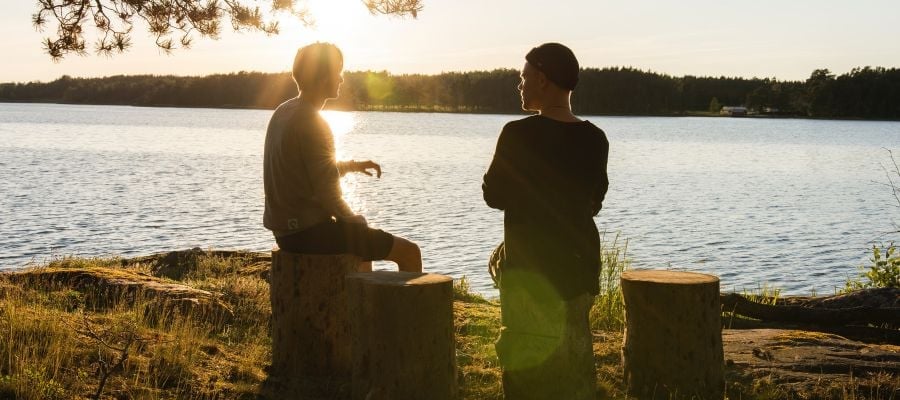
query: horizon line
[{"left": 4, "top": 65, "right": 896, "bottom": 85}]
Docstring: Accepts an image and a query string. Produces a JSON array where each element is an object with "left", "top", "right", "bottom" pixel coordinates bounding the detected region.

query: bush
[
  {"left": 846, "top": 243, "right": 900, "bottom": 291},
  {"left": 846, "top": 150, "right": 900, "bottom": 291}
]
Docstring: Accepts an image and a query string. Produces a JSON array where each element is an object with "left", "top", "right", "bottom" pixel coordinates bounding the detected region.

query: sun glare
[
  {"left": 320, "top": 110, "right": 357, "bottom": 158},
  {"left": 321, "top": 110, "right": 356, "bottom": 137},
  {"left": 321, "top": 109, "right": 365, "bottom": 215},
  {"left": 275, "top": 0, "right": 366, "bottom": 45}
]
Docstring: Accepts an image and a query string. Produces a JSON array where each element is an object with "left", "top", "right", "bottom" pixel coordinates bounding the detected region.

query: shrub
[{"left": 846, "top": 243, "right": 900, "bottom": 291}]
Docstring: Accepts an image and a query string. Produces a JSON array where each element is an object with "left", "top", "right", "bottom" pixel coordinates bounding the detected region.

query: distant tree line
[{"left": 1, "top": 67, "right": 898, "bottom": 119}]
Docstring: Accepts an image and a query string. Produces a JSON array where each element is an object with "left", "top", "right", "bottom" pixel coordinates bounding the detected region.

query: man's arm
[
  {"left": 297, "top": 124, "right": 355, "bottom": 217},
  {"left": 483, "top": 124, "right": 516, "bottom": 210},
  {"left": 591, "top": 136, "right": 610, "bottom": 216},
  {"left": 337, "top": 160, "right": 382, "bottom": 178}
]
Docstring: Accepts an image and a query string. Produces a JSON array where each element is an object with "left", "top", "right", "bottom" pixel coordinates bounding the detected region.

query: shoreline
[
  {"left": 3, "top": 100, "right": 900, "bottom": 122},
  {"left": 0, "top": 247, "right": 872, "bottom": 299},
  {"left": 1, "top": 249, "right": 896, "bottom": 399}
]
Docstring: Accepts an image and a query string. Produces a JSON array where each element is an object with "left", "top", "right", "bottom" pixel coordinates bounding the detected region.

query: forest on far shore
[{"left": 1, "top": 67, "right": 899, "bottom": 119}]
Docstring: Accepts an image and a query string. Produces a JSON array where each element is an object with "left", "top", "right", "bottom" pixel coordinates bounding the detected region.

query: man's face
[
  {"left": 518, "top": 62, "right": 541, "bottom": 111},
  {"left": 324, "top": 62, "right": 344, "bottom": 100}
]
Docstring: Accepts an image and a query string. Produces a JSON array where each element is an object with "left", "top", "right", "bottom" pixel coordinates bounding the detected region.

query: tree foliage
[
  {"left": 32, "top": 0, "right": 423, "bottom": 59},
  {"left": 2, "top": 66, "right": 899, "bottom": 119}
]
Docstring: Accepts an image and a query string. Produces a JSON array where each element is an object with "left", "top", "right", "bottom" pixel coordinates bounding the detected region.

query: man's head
[
  {"left": 518, "top": 43, "right": 579, "bottom": 111},
  {"left": 292, "top": 42, "right": 344, "bottom": 100}
]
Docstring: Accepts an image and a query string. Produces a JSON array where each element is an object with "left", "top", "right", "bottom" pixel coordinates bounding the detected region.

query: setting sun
[{"left": 273, "top": 0, "right": 371, "bottom": 55}]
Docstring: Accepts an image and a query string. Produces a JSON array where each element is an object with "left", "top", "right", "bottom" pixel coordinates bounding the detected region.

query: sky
[{"left": 2, "top": 0, "right": 899, "bottom": 83}]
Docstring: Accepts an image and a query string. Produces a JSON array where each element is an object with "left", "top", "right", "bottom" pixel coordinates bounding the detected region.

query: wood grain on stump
[
  {"left": 621, "top": 270, "right": 725, "bottom": 400},
  {"left": 269, "top": 250, "right": 360, "bottom": 379},
  {"left": 346, "top": 271, "right": 457, "bottom": 400}
]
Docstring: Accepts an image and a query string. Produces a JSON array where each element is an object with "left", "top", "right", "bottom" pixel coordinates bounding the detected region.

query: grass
[
  {"left": 0, "top": 254, "right": 270, "bottom": 400},
  {"left": 591, "top": 233, "right": 630, "bottom": 332},
  {"left": 0, "top": 245, "right": 896, "bottom": 399}
]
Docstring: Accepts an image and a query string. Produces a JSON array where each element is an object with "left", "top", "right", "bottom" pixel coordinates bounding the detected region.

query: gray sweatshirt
[{"left": 263, "top": 98, "right": 354, "bottom": 237}]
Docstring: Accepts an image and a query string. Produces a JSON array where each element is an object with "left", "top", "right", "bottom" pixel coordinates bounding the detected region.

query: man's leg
[
  {"left": 495, "top": 278, "right": 566, "bottom": 400},
  {"left": 564, "top": 293, "right": 598, "bottom": 400},
  {"left": 278, "top": 219, "right": 422, "bottom": 273},
  {"left": 384, "top": 236, "right": 422, "bottom": 273},
  {"left": 496, "top": 276, "right": 596, "bottom": 400},
  {"left": 333, "top": 218, "right": 421, "bottom": 273}
]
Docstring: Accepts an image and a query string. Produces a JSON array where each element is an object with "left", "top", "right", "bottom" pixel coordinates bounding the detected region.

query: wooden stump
[
  {"left": 269, "top": 250, "right": 360, "bottom": 379},
  {"left": 346, "top": 271, "right": 457, "bottom": 400},
  {"left": 621, "top": 270, "right": 724, "bottom": 400}
]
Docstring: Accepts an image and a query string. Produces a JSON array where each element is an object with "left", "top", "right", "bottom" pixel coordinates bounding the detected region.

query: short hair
[{"left": 292, "top": 42, "right": 343, "bottom": 91}]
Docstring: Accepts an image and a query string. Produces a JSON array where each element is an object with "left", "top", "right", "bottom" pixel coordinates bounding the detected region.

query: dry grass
[
  {"left": 0, "top": 248, "right": 895, "bottom": 399},
  {"left": 0, "top": 254, "right": 270, "bottom": 400}
]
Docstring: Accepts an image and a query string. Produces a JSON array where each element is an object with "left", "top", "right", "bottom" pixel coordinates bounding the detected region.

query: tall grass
[{"left": 590, "top": 233, "right": 630, "bottom": 331}]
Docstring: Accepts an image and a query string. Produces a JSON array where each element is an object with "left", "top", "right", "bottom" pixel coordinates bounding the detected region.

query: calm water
[{"left": 1, "top": 103, "right": 899, "bottom": 295}]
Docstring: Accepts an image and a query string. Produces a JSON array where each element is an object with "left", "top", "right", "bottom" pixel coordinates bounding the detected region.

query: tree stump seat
[
  {"left": 269, "top": 250, "right": 361, "bottom": 382},
  {"left": 621, "top": 270, "right": 725, "bottom": 400},
  {"left": 346, "top": 271, "right": 457, "bottom": 400}
]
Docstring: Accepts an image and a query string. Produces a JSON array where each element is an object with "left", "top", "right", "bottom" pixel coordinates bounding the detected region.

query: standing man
[
  {"left": 264, "top": 42, "right": 422, "bottom": 272},
  {"left": 483, "top": 43, "right": 609, "bottom": 399}
]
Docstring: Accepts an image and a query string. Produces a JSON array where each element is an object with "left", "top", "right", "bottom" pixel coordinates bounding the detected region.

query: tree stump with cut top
[
  {"left": 269, "top": 250, "right": 360, "bottom": 380},
  {"left": 621, "top": 270, "right": 724, "bottom": 400},
  {"left": 346, "top": 271, "right": 457, "bottom": 400}
]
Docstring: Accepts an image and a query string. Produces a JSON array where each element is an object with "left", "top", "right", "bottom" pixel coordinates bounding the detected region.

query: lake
[{"left": 1, "top": 103, "right": 898, "bottom": 296}]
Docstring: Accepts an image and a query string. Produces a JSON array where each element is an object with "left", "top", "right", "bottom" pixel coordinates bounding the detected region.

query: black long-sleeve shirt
[{"left": 483, "top": 115, "right": 609, "bottom": 299}]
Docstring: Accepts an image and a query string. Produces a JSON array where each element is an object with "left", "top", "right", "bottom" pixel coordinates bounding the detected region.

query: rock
[
  {"left": 123, "top": 247, "right": 271, "bottom": 280},
  {"left": 723, "top": 329, "right": 900, "bottom": 397},
  {"left": 777, "top": 287, "right": 900, "bottom": 309},
  {"left": 5, "top": 266, "right": 233, "bottom": 324}
]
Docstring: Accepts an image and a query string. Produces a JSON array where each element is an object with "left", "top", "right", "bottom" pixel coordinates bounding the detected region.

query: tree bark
[
  {"left": 721, "top": 292, "right": 900, "bottom": 326},
  {"left": 346, "top": 271, "right": 457, "bottom": 400},
  {"left": 621, "top": 270, "right": 724, "bottom": 400},
  {"left": 269, "top": 250, "right": 360, "bottom": 380}
]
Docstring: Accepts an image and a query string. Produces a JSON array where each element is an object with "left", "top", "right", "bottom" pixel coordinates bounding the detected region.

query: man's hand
[{"left": 353, "top": 160, "right": 382, "bottom": 178}]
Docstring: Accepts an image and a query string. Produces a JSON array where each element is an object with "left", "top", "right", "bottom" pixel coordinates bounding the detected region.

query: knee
[
  {"left": 409, "top": 241, "right": 421, "bottom": 259},
  {"left": 397, "top": 237, "right": 421, "bottom": 259}
]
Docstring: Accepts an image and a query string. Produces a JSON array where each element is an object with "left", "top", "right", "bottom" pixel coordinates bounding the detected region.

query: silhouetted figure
[
  {"left": 264, "top": 42, "right": 422, "bottom": 272},
  {"left": 483, "top": 43, "right": 609, "bottom": 400}
]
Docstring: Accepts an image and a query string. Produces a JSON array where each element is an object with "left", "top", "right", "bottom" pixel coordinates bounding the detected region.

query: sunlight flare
[
  {"left": 320, "top": 109, "right": 363, "bottom": 212},
  {"left": 321, "top": 110, "right": 356, "bottom": 140}
]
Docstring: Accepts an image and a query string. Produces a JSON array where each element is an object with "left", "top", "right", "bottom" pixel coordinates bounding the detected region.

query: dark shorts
[{"left": 275, "top": 219, "right": 395, "bottom": 262}]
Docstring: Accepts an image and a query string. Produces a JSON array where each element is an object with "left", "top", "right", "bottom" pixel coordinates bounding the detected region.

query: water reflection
[
  {"left": 321, "top": 110, "right": 356, "bottom": 143},
  {"left": 2, "top": 103, "right": 899, "bottom": 296},
  {"left": 320, "top": 110, "right": 366, "bottom": 215}
]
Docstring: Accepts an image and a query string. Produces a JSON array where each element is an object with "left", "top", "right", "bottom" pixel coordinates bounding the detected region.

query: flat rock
[
  {"left": 5, "top": 266, "right": 233, "bottom": 322},
  {"left": 724, "top": 329, "right": 899, "bottom": 396},
  {"left": 123, "top": 247, "right": 271, "bottom": 280}
]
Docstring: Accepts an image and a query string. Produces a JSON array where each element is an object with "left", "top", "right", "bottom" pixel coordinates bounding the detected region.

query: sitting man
[{"left": 263, "top": 42, "right": 421, "bottom": 272}]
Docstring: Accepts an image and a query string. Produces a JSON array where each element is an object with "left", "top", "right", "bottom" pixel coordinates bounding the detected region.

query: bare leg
[
  {"left": 385, "top": 237, "right": 422, "bottom": 273},
  {"left": 359, "top": 261, "right": 373, "bottom": 272}
]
